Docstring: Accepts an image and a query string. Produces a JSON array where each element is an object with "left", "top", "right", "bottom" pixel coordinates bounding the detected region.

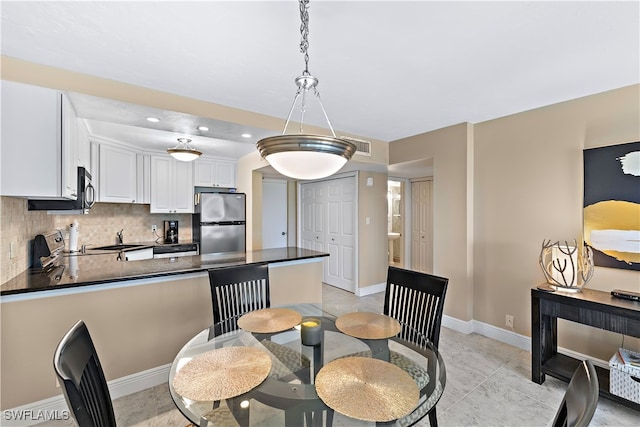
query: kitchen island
[{"left": 0, "top": 247, "right": 327, "bottom": 412}]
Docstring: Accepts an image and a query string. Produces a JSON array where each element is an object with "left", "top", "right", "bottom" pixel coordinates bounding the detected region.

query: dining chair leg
[
  {"left": 325, "top": 409, "right": 334, "bottom": 427},
  {"left": 428, "top": 407, "right": 438, "bottom": 427}
]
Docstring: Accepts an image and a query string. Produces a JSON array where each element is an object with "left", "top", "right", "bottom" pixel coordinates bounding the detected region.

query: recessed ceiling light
[
  {"left": 242, "top": 133, "right": 252, "bottom": 138},
  {"left": 198, "top": 126, "right": 209, "bottom": 131},
  {"left": 146, "top": 117, "right": 160, "bottom": 123}
]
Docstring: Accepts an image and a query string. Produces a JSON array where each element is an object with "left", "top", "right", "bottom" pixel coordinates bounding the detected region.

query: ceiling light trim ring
[{"left": 257, "top": 135, "right": 356, "bottom": 160}]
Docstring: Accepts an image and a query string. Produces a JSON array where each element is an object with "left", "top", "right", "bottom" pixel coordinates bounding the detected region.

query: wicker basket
[{"left": 609, "top": 350, "right": 640, "bottom": 404}]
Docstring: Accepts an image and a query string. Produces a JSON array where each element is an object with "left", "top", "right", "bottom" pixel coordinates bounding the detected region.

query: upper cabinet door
[
  {"left": 0, "top": 80, "right": 72, "bottom": 199},
  {"left": 172, "top": 160, "right": 194, "bottom": 213},
  {"left": 76, "top": 119, "right": 91, "bottom": 171},
  {"left": 150, "top": 155, "right": 193, "bottom": 213},
  {"left": 61, "top": 94, "right": 79, "bottom": 199},
  {"left": 194, "top": 158, "right": 236, "bottom": 188},
  {"left": 215, "top": 160, "right": 236, "bottom": 189},
  {"left": 98, "top": 144, "right": 138, "bottom": 203}
]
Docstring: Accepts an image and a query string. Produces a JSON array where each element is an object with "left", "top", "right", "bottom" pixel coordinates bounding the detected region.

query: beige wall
[
  {"left": 389, "top": 123, "right": 474, "bottom": 322},
  {"left": 0, "top": 198, "right": 191, "bottom": 283},
  {"left": 357, "top": 172, "right": 390, "bottom": 289},
  {"left": 473, "top": 84, "right": 640, "bottom": 359}
]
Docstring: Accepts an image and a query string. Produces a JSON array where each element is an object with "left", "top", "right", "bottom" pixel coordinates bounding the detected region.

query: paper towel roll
[{"left": 69, "top": 222, "right": 79, "bottom": 252}]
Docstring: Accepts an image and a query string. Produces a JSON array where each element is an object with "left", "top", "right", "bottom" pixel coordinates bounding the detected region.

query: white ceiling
[{"left": 2, "top": 1, "right": 639, "bottom": 169}]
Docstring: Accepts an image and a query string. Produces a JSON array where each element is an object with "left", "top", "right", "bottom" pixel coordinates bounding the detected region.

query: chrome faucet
[{"left": 116, "top": 229, "right": 124, "bottom": 245}]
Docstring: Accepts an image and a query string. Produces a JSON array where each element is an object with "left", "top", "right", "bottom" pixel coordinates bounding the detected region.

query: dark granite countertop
[{"left": 0, "top": 247, "right": 328, "bottom": 297}]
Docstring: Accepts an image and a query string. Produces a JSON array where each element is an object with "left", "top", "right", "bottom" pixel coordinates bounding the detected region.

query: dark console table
[{"left": 531, "top": 286, "right": 640, "bottom": 411}]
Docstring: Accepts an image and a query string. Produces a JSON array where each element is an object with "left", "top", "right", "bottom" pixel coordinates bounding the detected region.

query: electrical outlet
[
  {"left": 151, "top": 225, "right": 157, "bottom": 233},
  {"left": 505, "top": 314, "right": 514, "bottom": 328}
]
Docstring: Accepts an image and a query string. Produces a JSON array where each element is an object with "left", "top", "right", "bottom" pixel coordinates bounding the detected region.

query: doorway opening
[{"left": 387, "top": 180, "right": 404, "bottom": 267}]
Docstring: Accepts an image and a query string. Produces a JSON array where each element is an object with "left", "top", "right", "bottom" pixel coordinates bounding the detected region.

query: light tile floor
[{"left": 37, "top": 284, "right": 639, "bottom": 426}]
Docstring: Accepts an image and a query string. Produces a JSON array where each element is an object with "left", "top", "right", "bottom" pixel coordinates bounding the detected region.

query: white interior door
[
  {"left": 300, "top": 182, "right": 325, "bottom": 252},
  {"left": 262, "top": 179, "right": 288, "bottom": 249},
  {"left": 325, "top": 178, "right": 356, "bottom": 292},
  {"left": 411, "top": 180, "right": 433, "bottom": 273},
  {"left": 300, "top": 177, "right": 356, "bottom": 293}
]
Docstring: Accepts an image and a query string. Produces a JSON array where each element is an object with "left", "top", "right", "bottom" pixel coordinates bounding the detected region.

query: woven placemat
[
  {"left": 237, "top": 308, "right": 302, "bottom": 333},
  {"left": 315, "top": 356, "right": 419, "bottom": 422},
  {"left": 335, "top": 312, "right": 401, "bottom": 339},
  {"left": 172, "top": 346, "right": 271, "bottom": 401}
]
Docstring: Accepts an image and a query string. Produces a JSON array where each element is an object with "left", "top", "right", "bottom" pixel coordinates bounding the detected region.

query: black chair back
[
  {"left": 53, "top": 320, "right": 116, "bottom": 427},
  {"left": 384, "top": 266, "right": 449, "bottom": 347},
  {"left": 208, "top": 263, "right": 270, "bottom": 335},
  {"left": 552, "top": 360, "right": 599, "bottom": 427}
]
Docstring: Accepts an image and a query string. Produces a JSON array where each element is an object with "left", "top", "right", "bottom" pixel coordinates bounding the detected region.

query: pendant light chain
[
  {"left": 255, "top": 0, "right": 356, "bottom": 181},
  {"left": 299, "top": 0, "right": 310, "bottom": 75}
]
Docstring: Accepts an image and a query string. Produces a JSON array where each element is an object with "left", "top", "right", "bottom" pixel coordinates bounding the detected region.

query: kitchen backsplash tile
[
  {"left": 0, "top": 197, "right": 192, "bottom": 284},
  {"left": 0, "top": 197, "right": 54, "bottom": 284}
]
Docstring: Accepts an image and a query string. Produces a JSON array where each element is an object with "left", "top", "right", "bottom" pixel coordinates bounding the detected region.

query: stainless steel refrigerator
[{"left": 193, "top": 192, "right": 246, "bottom": 254}]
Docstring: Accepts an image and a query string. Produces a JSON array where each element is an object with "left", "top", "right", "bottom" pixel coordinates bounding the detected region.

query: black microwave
[{"left": 28, "top": 167, "right": 96, "bottom": 213}]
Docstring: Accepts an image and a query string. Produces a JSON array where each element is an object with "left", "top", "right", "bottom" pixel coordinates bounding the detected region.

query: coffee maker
[{"left": 164, "top": 220, "right": 179, "bottom": 244}]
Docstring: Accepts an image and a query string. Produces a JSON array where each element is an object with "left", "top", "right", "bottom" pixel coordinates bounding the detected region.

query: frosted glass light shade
[
  {"left": 265, "top": 151, "right": 348, "bottom": 180},
  {"left": 168, "top": 149, "right": 202, "bottom": 162}
]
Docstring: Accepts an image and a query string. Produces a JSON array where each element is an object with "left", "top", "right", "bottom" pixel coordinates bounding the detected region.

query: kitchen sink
[{"left": 90, "top": 244, "right": 147, "bottom": 251}]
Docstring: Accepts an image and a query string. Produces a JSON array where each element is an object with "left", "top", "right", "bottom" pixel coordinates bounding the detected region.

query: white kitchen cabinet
[
  {"left": 61, "top": 94, "right": 79, "bottom": 198},
  {"left": 193, "top": 158, "right": 236, "bottom": 189},
  {"left": 150, "top": 155, "right": 194, "bottom": 213},
  {"left": 76, "top": 119, "right": 91, "bottom": 172},
  {"left": 1, "top": 80, "right": 78, "bottom": 199},
  {"left": 98, "top": 144, "right": 138, "bottom": 203},
  {"left": 136, "top": 153, "right": 151, "bottom": 204}
]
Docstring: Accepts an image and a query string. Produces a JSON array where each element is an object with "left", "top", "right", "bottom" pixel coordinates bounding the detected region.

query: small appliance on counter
[
  {"left": 32, "top": 230, "right": 65, "bottom": 270},
  {"left": 31, "top": 230, "right": 66, "bottom": 280},
  {"left": 164, "top": 220, "right": 179, "bottom": 244}
]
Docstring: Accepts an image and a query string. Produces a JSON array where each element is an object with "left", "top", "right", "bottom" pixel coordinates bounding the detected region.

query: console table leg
[{"left": 531, "top": 293, "right": 544, "bottom": 383}]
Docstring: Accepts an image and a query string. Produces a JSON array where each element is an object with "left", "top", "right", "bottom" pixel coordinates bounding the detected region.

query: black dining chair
[
  {"left": 384, "top": 266, "right": 449, "bottom": 427},
  {"left": 552, "top": 360, "right": 599, "bottom": 427},
  {"left": 208, "top": 264, "right": 310, "bottom": 377},
  {"left": 209, "top": 263, "right": 271, "bottom": 335},
  {"left": 53, "top": 320, "right": 117, "bottom": 427},
  {"left": 207, "top": 264, "right": 311, "bottom": 425}
]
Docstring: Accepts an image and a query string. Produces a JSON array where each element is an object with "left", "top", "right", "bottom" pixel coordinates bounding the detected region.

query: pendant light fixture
[
  {"left": 256, "top": 0, "right": 356, "bottom": 180},
  {"left": 167, "top": 138, "right": 202, "bottom": 162}
]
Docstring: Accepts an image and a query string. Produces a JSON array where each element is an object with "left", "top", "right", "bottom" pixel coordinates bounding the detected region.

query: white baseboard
[
  {"left": 441, "top": 315, "right": 610, "bottom": 368},
  {"left": 441, "top": 314, "right": 475, "bottom": 335},
  {"left": 355, "top": 282, "right": 385, "bottom": 297},
  {"left": 2, "top": 364, "right": 171, "bottom": 426},
  {"left": 442, "top": 315, "right": 530, "bottom": 351}
]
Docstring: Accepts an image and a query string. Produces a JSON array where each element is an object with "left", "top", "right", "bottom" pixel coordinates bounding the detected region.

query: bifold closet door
[{"left": 301, "top": 177, "right": 355, "bottom": 292}]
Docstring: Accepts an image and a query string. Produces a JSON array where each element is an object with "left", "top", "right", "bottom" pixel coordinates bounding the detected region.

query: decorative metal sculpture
[{"left": 539, "top": 239, "right": 594, "bottom": 292}]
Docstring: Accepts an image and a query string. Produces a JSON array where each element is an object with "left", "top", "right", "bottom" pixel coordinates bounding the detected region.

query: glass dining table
[{"left": 169, "top": 304, "right": 446, "bottom": 427}]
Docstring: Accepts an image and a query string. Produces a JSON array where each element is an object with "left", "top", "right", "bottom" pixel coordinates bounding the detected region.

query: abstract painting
[{"left": 583, "top": 141, "right": 640, "bottom": 271}]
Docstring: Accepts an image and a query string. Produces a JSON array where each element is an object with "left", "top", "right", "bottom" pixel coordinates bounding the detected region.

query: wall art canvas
[{"left": 583, "top": 141, "right": 640, "bottom": 271}]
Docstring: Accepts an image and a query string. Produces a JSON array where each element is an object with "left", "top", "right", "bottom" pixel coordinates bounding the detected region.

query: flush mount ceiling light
[
  {"left": 256, "top": 0, "right": 356, "bottom": 180},
  {"left": 167, "top": 138, "right": 202, "bottom": 162}
]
